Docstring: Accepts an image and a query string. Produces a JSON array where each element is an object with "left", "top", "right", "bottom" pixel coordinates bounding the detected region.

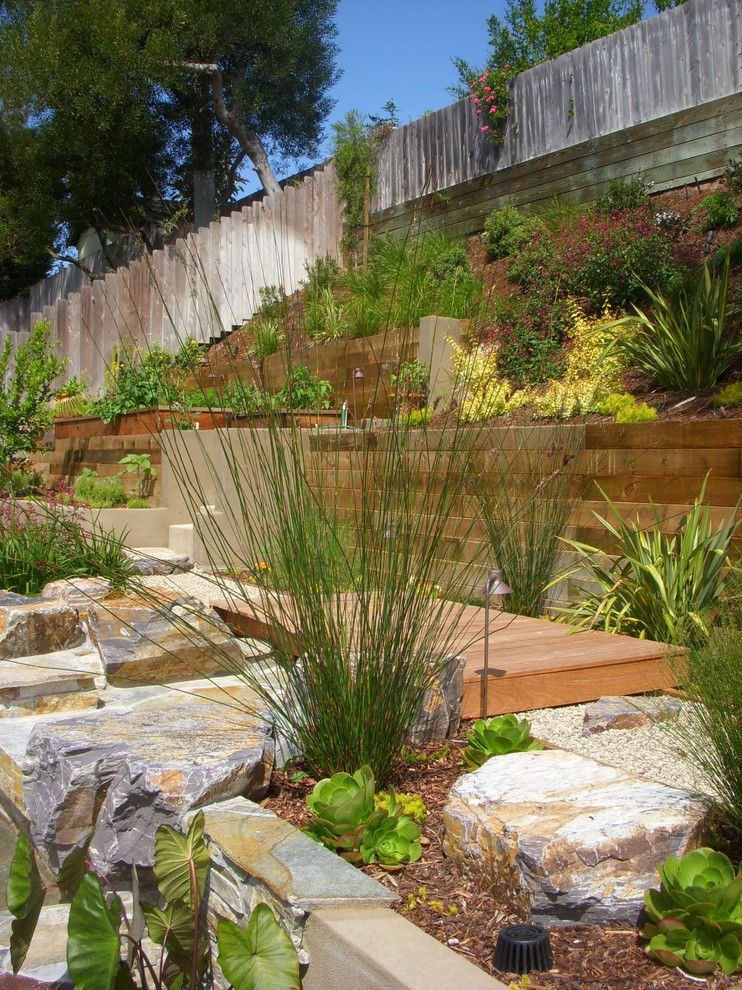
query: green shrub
[
  {"left": 482, "top": 206, "right": 533, "bottom": 260},
  {"left": 596, "top": 176, "right": 650, "bottom": 214},
  {"left": 462, "top": 715, "right": 543, "bottom": 770},
  {"left": 304, "top": 287, "right": 348, "bottom": 340},
  {"left": 557, "top": 482, "right": 740, "bottom": 644},
  {"left": 508, "top": 204, "right": 685, "bottom": 310},
  {"left": 74, "top": 468, "right": 128, "bottom": 508},
  {"left": 642, "top": 848, "right": 742, "bottom": 976},
  {"left": 391, "top": 360, "right": 430, "bottom": 404},
  {"left": 222, "top": 379, "right": 274, "bottom": 416},
  {"left": 303, "top": 254, "right": 341, "bottom": 302},
  {"left": 255, "top": 283, "right": 289, "bottom": 320},
  {"left": 275, "top": 364, "right": 332, "bottom": 410},
  {"left": 125, "top": 497, "right": 149, "bottom": 508},
  {"left": 603, "top": 259, "right": 742, "bottom": 390},
  {"left": 596, "top": 392, "right": 657, "bottom": 422},
  {"left": 489, "top": 292, "right": 568, "bottom": 386},
  {"left": 248, "top": 317, "right": 282, "bottom": 358},
  {"left": 0, "top": 464, "right": 45, "bottom": 498},
  {"left": 724, "top": 157, "right": 742, "bottom": 195},
  {"left": 0, "top": 320, "right": 67, "bottom": 465},
  {"left": 691, "top": 191, "right": 739, "bottom": 231},
  {"left": 0, "top": 501, "right": 134, "bottom": 595},
  {"left": 405, "top": 407, "right": 432, "bottom": 428},
  {"left": 712, "top": 382, "right": 742, "bottom": 407},
  {"left": 93, "top": 346, "right": 180, "bottom": 423}
]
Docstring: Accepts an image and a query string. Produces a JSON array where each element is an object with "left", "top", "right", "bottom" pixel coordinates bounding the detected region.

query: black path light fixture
[
  {"left": 494, "top": 923, "right": 553, "bottom": 974},
  {"left": 482, "top": 566, "right": 511, "bottom": 718}
]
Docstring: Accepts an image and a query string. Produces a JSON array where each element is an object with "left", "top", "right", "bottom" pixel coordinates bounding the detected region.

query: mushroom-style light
[{"left": 482, "top": 567, "right": 511, "bottom": 717}]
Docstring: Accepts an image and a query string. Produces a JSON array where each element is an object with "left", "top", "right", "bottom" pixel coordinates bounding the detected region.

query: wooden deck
[{"left": 211, "top": 594, "right": 680, "bottom": 718}]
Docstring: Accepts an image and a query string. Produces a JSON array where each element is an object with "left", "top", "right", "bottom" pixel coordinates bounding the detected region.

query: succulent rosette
[
  {"left": 462, "top": 714, "right": 543, "bottom": 770},
  {"left": 643, "top": 848, "right": 742, "bottom": 976},
  {"left": 304, "top": 765, "right": 376, "bottom": 858},
  {"left": 359, "top": 813, "right": 422, "bottom": 870}
]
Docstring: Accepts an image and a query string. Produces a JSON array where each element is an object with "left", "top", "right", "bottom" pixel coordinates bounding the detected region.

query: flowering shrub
[
  {"left": 533, "top": 301, "right": 629, "bottom": 418},
  {"left": 486, "top": 293, "right": 569, "bottom": 386},
  {"left": 450, "top": 340, "right": 528, "bottom": 421},
  {"left": 469, "top": 67, "right": 511, "bottom": 144},
  {"left": 508, "top": 205, "right": 688, "bottom": 310}
]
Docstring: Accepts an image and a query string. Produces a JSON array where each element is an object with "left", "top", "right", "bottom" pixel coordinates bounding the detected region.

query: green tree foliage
[{"left": 0, "top": 0, "right": 339, "bottom": 293}]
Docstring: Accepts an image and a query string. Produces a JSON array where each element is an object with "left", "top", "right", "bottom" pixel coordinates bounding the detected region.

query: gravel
[
  {"left": 139, "top": 568, "right": 261, "bottom": 606},
  {"left": 525, "top": 698, "right": 711, "bottom": 796}
]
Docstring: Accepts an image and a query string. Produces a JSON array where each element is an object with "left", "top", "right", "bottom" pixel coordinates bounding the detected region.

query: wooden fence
[
  {"left": 0, "top": 164, "right": 342, "bottom": 391},
  {"left": 371, "top": 0, "right": 741, "bottom": 216}
]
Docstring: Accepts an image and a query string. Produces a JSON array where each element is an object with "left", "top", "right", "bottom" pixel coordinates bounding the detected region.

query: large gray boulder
[
  {"left": 443, "top": 749, "right": 707, "bottom": 924},
  {"left": 18, "top": 685, "right": 274, "bottom": 874},
  {"left": 0, "top": 599, "right": 84, "bottom": 659},
  {"left": 408, "top": 655, "right": 466, "bottom": 746}
]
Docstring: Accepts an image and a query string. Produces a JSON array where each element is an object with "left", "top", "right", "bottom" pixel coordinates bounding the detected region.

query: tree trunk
[
  {"left": 191, "top": 76, "right": 217, "bottom": 229},
  {"left": 182, "top": 62, "right": 282, "bottom": 198}
]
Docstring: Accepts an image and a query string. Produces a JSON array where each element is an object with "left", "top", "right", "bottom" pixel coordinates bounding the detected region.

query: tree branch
[{"left": 180, "top": 62, "right": 281, "bottom": 197}]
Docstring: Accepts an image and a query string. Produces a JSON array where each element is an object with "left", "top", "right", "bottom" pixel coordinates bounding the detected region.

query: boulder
[
  {"left": 0, "top": 646, "right": 100, "bottom": 718},
  {"left": 18, "top": 685, "right": 274, "bottom": 873},
  {"left": 408, "top": 655, "right": 466, "bottom": 746},
  {"left": 0, "top": 600, "right": 84, "bottom": 659},
  {"left": 443, "top": 749, "right": 707, "bottom": 924},
  {"left": 41, "top": 578, "right": 112, "bottom": 609},
  {"left": 86, "top": 596, "right": 243, "bottom": 685},
  {"left": 582, "top": 695, "right": 682, "bottom": 736},
  {"left": 123, "top": 548, "right": 193, "bottom": 576}
]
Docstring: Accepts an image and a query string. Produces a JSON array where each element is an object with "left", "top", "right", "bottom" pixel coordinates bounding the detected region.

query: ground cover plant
[
  {"left": 462, "top": 714, "right": 543, "bottom": 769},
  {"left": 0, "top": 499, "right": 134, "bottom": 595}
]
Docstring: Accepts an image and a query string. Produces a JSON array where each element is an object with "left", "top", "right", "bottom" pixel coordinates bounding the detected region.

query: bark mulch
[{"left": 265, "top": 735, "right": 737, "bottom": 990}]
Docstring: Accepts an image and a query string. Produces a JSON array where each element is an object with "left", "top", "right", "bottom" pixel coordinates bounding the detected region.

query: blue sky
[{"left": 244, "top": 0, "right": 502, "bottom": 192}]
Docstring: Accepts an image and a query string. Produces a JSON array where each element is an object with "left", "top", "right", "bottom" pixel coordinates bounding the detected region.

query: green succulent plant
[
  {"left": 375, "top": 789, "right": 427, "bottom": 823},
  {"left": 643, "top": 848, "right": 742, "bottom": 976},
  {"left": 359, "top": 812, "right": 422, "bottom": 870},
  {"left": 304, "top": 765, "right": 376, "bottom": 857},
  {"left": 462, "top": 714, "right": 543, "bottom": 770}
]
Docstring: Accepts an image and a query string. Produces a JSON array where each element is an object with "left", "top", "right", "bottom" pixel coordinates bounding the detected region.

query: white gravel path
[
  {"left": 525, "top": 699, "right": 711, "bottom": 796},
  {"left": 139, "top": 568, "right": 261, "bottom": 606}
]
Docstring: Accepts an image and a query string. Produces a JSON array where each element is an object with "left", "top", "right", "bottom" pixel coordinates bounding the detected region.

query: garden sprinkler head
[{"left": 494, "top": 923, "right": 553, "bottom": 974}]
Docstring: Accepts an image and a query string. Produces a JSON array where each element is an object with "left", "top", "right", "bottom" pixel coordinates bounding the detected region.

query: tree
[
  {"left": 455, "top": 0, "right": 686, "bottom": 83},
  {"left": 0, "top": 0, "right": 339, "bottom": 293}
]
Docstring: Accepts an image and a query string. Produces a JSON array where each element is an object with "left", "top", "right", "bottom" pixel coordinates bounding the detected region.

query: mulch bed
[{"left": 265, "top": 731, "right": 737, "bottom": 990}]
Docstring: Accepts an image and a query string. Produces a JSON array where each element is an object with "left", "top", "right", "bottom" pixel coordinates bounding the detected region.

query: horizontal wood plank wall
[
  {"left": 32, "top": 435, "right": 163, "bottom": 502},
  {"left": 0, "top": 165, "right": 342, "bottom": 393},
  {"left": 190, "top": 326, "right": 420, "bottom": 420},
  {"left": 370, "top": 94, "right": 742, "bottom": 239},
  {"left": 371, "top": 0, "right": 741, "bottom": 215},
  {"left": 307, "top": 421, "right": 742, "bottom": 595}
]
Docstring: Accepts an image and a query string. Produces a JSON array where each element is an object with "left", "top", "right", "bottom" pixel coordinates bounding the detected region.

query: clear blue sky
[{"left": 243, "top": 0, "right": 503, "bottom": 193}]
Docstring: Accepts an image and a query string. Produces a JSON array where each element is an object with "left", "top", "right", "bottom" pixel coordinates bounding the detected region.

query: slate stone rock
[
  {"left": 582, "top": 695, "right": 682, "bottom": 735},
  {"left": 41, "top": 578, "right": 112, "bottom": 609},
  {"left": 21, "top": 686, "right": 274, "bottom": 873},
  {"left": 443, "top": 749, "right": 707, "bottom": 925},
  {"left": 86, "top": 596, "right": 243, "bottom": 685},
  {"left": 0, "top": 601, "right": 84, "bottom": 659},
  {"left": 123, "top": 548, "right": 194, "bottom": 575},
  {"left": 408, "top": 655, "right": 466, "bottom": 746}
]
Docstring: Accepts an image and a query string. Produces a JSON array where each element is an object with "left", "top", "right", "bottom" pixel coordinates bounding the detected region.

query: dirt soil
[{"left": 266, "top": 730, "right": 737, "bottom": 990}]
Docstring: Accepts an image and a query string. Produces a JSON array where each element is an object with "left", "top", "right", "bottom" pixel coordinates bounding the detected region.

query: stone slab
[
  {"left": 199, "top": 797, "right": 392, "bottom": 958},
  {"left": 0, "top": 905, "right": 70, "bottom": 984},
  {"left": 41, "top": 578, "right": 112, "bottom": 609},
  {"left": 0, "top": 602, "right": 84, "bottom": 660},
  {"left": 443, "top": 749, "right": 706, "bottom": 924},
  {"left": 582, "top": 695, "right": 682, "bottom": 735},
  {"left": 86, "top": 596, "right": 243, "bottom": 685},
  {"left": 0, "top": 684, "right": 274, "bottom": 874}
]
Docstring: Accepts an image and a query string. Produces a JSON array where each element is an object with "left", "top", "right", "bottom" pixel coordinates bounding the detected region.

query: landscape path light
[
  {"left": 482, "top": 566, "right": 511, "bottom": 718},
  {"left": 352, "top": 367, "right": 364, "bottom": 422}
]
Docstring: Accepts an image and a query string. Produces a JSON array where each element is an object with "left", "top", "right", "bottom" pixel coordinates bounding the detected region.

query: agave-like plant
[
  {"left": 462, "top": 714, "right": 543, "bottom": 770},
  {"left": 304, "top": 765, "right": 376, "bottom": 857},
  {"left": 643, "top": 848, "right": 742, "bottom": 976},
  {"left": 359, "top": 813, "right": 423, "bottom": 870}
]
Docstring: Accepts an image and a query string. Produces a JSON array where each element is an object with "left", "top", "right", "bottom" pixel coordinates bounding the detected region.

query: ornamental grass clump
[
  {"left": 146, "top": 319, "right": 492, "bottom": 783},
  {"left": 462, "top": 714, "right": 543, "bottom": 770},
  {"left": 642, "top": 849, "right": 742, "bottom": 977}
]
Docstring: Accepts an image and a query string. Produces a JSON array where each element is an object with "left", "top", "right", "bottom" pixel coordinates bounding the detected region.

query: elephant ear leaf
[
  {"left": 7, "top": 832, "right": 45, "bottom": 973},
  {"left": 56, "top": 840, "right": 91, "bottom": 901},
  {"left": 66, "top": 872, "right": 123, "bottom": 990},
  {"left": 217, "top": 905, "right": 300, "bottom": 990},
  {"left": 154, "top": 811, "right": 210, "bottom": 906},
  {"left": 142, "top": 899, "right": 195, "bottom": 967}
]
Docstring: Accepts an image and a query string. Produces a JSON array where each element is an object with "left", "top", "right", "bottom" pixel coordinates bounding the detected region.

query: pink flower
[
  {"left": 472, "top": 97, "right": 479, "bottom": 104},
  {"left": 476, "top": 108, "right": 481, "bottom": 115},
  {"left": 481, "top": 125, "right": 490, "bottom": 133},
  {"left": 484, "top": 86, "right": 491, "bottom": 92},
  {"left": 489, "top": 106, "right": 497, "bottom": 114}
]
